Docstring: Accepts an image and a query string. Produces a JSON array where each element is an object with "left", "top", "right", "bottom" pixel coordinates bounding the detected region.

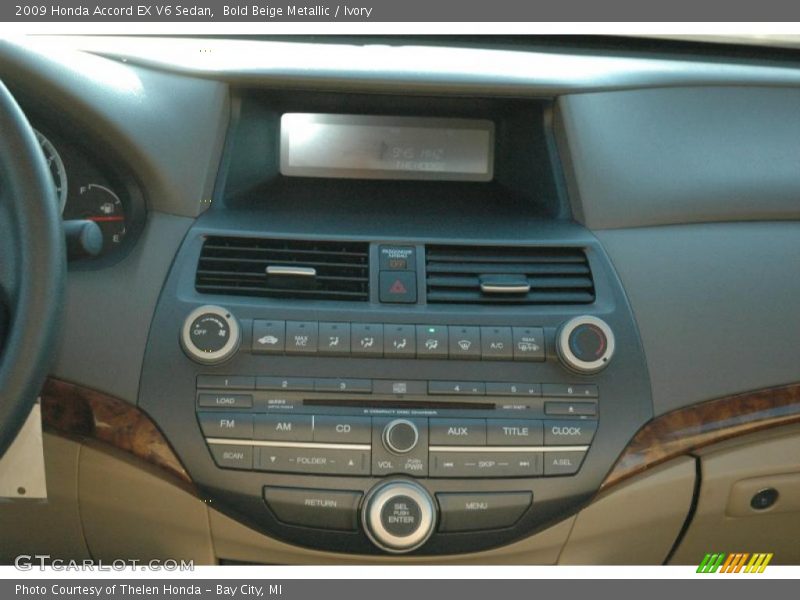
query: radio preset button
[
  {"left": 544, "top": 451, "right": 586, "bottom": 475},
  {"left": 428, "top": 381, "right": 486, "bottom": 396},
  {"left": 416, "top": 325, "right": 449, "bottom": 359},
  {"left": 512, "top": 327, "right": 545, "bottom": 361},
  {"left": 542, "top": 383, "right": 599, "bottom": 398},
  {"left": 255, "top": 414, "right": 313, "bottom": 442},
  {"left": 198, "top": 413, "right": 254, "bottom": 439},
  {"left": 486, "top": 419, "right": 543, "bottom": 445},
  {"left": 209, "top": 444, "right": 254, "bottom": 470},
  {"left": 429, "top": 419, "right": 487, "bottom": 445},
  {"left": 480, "top": 326, "right": 513, "bottom": 360},
  {"left": 351, "top": 323, "right": 384, "bottom": 357},
  {"left": 314, "top": 378, "right": 372, "bottom": 393},
  {"left": 544, "top": 420, "right": 597, "bottom": 445},
  {"left": 485, "top": 382, "right": 541, "bottom": 397},
  {"left": 384, "top": 324, "right": 417, "bottom": 357},
  {"left": 264, "top": 487, "right": 363, "bottom": 531},
  {"left": 197, "top": 375, "right": 255, "bottom": 390},
  {"left": 448, "top": 326, "right": 481, "bottom": 360},
  {"left": 285, "top": 321, "right": 319, "bottom": 354},
  {"left": 197, "top": 393, "right": 253, "bottom": 409},
  {"left": 252, "top": 320, "right": 286, "bottom": 354},
  {"left": 437, "top": 492, "right": 532, "bottom": 532},
  {"left": 317, "top": 322, "right": 351, "bottom": 356},
  {"left": 314, "top": 415, "right": 372, "bottom": 443},
  {"left": 257, "top": 376, "right": 314, "bottom": 391}
]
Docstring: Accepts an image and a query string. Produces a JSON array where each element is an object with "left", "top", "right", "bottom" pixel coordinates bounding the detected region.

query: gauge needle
[{"left": 86, "top": 216, "right": 125, "bottom": 222}]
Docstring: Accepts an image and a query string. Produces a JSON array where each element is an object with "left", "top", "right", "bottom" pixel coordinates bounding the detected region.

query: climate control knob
[
  {"left": 382, "top": 419, "right": 419, "bottom": 455},
  {"left": 557, "top": 315, "right": 615, "bottom": 374},
  {"left": 181, "top": 305, "right": 241, "bottom": 365},
  {"left": 363, "top": 481, "right": 436, "bottom": 553}
]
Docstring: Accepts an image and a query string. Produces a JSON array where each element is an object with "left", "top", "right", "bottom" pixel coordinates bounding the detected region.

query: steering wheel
[{"left": 0, "top": 80, "right": 66, "bottom": 458}]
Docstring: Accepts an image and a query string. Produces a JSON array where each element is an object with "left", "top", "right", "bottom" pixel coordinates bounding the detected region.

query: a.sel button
[
  {"left": 544, "top": 420, "right": 597, "bottom": 445},
  {"left": 437, "top": 492, "right": 532, "bottom": 532},
  {"left": 254, "top": 414, "right": 313, "bottom": 441},
  {"left": 264, "top": 486, "right": 363, "bottom": 531},
  {"left": 429, "top": 419, "right": 487, "bottom": 445},
  {"left": 544, "top": 451, "right": 586, "bottom": 475},
  {"left": 209, "top": 444, "right": 253, "bottom": 470},
  {"left": 486, "top": 420, "right": 543, "bottom": 445},
  {"left": 258, "top": 447, "right": 370, "bottom": 476},
  {"left": 313, "top": 416, "right": 372, "bottom": 443},
  {"left": 198, "top": 413, "right": 253, "bottom": 439}
]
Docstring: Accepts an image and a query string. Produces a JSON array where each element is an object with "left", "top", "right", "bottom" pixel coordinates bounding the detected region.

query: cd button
[{"left": 313, "top": 415, "right": 372, "bottom": 443}]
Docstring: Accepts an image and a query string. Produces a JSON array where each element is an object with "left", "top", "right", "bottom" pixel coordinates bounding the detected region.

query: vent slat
[
  {"left": 426, "top": 245, "right": 595, "bottom": 305},
  {"left": 196, "top": 237, "right": 369, "bottom": 301}
]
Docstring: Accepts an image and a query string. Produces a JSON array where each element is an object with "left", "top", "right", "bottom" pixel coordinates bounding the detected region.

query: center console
[{"left": 138, "top": 91, "right": 652, "bottom": 556}]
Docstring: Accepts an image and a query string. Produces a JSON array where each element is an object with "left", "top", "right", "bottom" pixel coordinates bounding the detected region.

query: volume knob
[
  {"left": 180, "top": 305, "right": 241, "bottom": 365},
  {"left": 382, "top": 419, "right": 419, "bottom": 455},
  {"left": 557, "top": 315, "right": 615, "bottom": 374}
]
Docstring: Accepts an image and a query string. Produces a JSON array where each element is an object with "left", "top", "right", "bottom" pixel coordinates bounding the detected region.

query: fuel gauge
[{"left": 73, "top": 183, "right": 127, "bottom": 252}]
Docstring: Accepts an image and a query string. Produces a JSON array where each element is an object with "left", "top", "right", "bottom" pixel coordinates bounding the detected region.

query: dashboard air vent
[
  {"left": 196, "top": 237, "right": 370, "bottom": 301},
  {"left": 425, "top": 245, "right": 594, "bottom": 305}
]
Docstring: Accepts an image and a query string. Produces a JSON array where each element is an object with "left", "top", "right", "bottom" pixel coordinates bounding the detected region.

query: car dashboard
[{"left": 1, "top": 35, "right": 800, "bottom": 565}]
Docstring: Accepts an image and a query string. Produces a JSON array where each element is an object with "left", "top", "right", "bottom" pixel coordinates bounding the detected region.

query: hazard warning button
[{"left": 379, "top": 270, "right": 417, "bottom": 304}]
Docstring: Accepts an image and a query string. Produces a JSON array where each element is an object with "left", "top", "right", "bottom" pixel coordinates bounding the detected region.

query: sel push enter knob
[
  {"left": 557, "top": 315, "right": 615, "bottom": 374},
  {"left": 181, "top": 305, "right": 241, "bottom": 365},
  {"left": 363, "top": 481, "right": 436, "bottom": 553}
]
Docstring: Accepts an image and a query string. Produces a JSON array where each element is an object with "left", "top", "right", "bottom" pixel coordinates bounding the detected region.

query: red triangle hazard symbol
[{"left": 389, "top": 279, "right": 407, "bottom": 294}]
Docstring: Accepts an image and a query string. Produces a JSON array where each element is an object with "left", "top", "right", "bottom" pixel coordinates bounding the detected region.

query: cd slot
[{"left": 303, "top": 398, "right": 495, "bottom": 411}]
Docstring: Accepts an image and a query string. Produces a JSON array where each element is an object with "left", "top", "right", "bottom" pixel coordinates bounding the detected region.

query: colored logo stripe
[{"left": 697, "top": 552, "right": 772, "bottom": 573}]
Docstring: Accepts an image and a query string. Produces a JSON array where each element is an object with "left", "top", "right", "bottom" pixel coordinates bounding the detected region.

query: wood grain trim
[
  {"left": 40, "top": 377, "right": 191, "bottom": 484},
  {"left": 601, "top": 382, "right": 800, "bottom": 491}
]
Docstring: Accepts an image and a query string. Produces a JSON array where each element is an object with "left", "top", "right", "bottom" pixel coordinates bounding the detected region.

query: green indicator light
[{"left": 428, "top": 328, "right": 436, "bottom": 333}]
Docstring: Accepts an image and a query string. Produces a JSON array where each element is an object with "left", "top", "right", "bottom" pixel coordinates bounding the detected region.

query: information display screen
[{"left": 279, "top": 114, "right": 495, "bottom": 181}]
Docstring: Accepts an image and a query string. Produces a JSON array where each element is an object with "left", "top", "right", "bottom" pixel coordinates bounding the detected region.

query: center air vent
[
  {"left": 425, "top": 245, "right": 594, "bottom": 305},
  {"left": 196, "top": 237, "right": 369, "bottom": 301}
]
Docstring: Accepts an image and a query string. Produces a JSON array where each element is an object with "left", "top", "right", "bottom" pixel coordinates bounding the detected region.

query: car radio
[{"left": 139, "top": 232, "right": 652, "bottom": 556}]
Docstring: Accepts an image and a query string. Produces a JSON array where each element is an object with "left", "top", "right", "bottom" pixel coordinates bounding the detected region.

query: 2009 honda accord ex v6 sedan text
[{"left": 1, "top": 34, "right": 800, "bottom": 565}]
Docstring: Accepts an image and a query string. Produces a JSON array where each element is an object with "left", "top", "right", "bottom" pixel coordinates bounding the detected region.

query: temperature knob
[
  {"left": 557, "top": 315, "right": 615, "bottom": 374},
  {"left": 181, "top": 305, "right": 241, "bottom": 365}
]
